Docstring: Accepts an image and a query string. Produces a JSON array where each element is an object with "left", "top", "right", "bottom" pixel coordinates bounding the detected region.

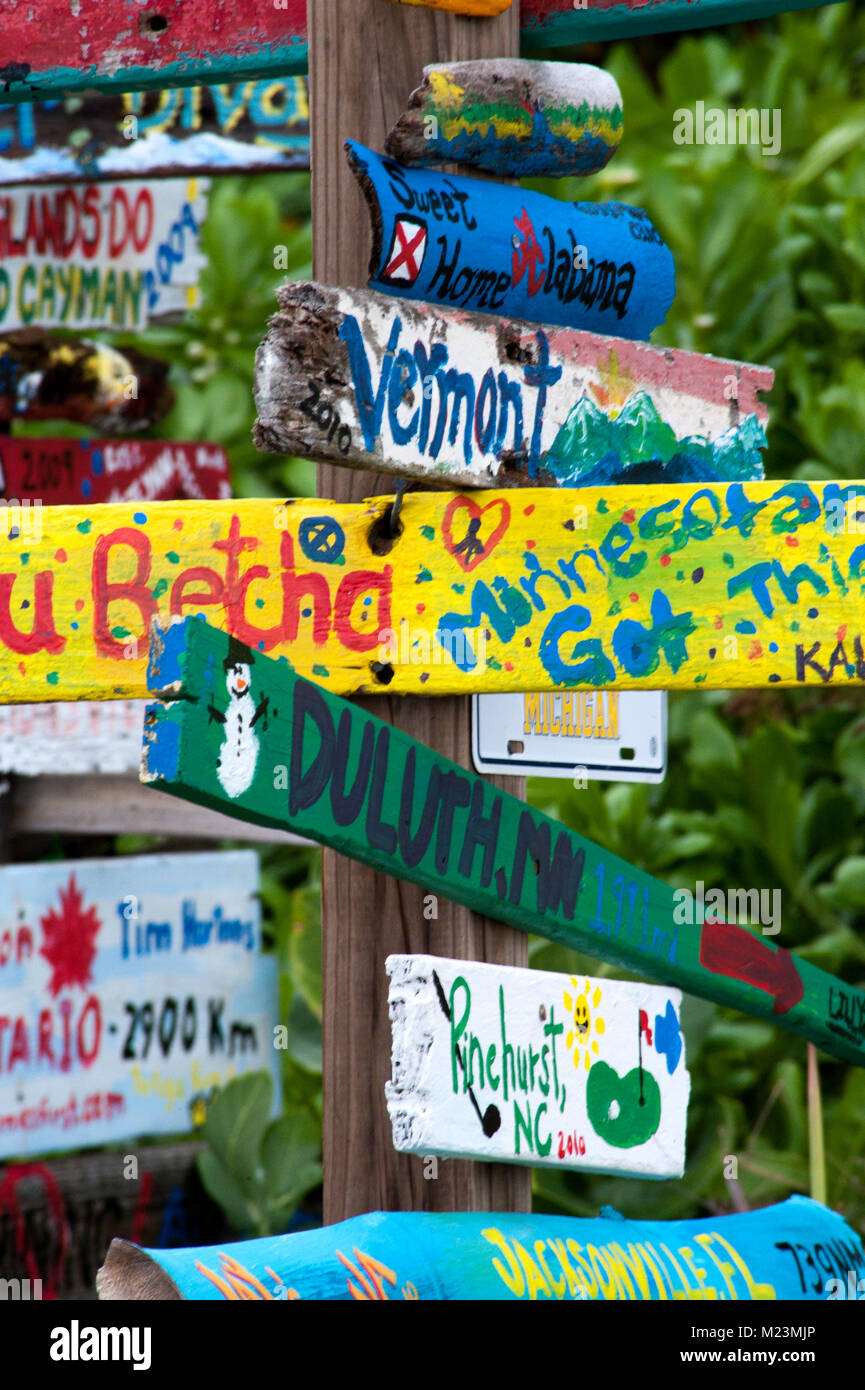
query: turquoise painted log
[
  {"left": 346, "top": 140, "right": 675, "bottom": 339},
  {"left": 385, "top": 60, "right": 623, "bottom": 178},
  {"left": 141, "top": 615, "right": 865, "bottom": 1069},
  {"left": 97, "top": 1197, "right": 864, "bottom": 1300},
  {"left": 520, "top": 0, "right": 847, "bottom": 49}
]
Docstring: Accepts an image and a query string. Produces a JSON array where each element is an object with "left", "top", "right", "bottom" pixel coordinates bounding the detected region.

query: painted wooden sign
[
  {"left": 0, "top": 177, "right": 209, "bottom": 331},
  {"left": 386, "top": 61, "right": 623, "bottom": 178},
  {"left": 0, "top": 1, "right": 308, "bottom": 102},
  {"left": 0, "top": 331, "right": 173, "bottom": 431},
  {"left": 141, "top": 615, "right": 865, "bottom": 1067},
  {"left": 386, "top": 954, "right": 689, "bottom": 1177},
  {"left": 255, "top": 283, "right": 772, "bottom": 489},
  {"left": 0, "top": 701, "right": 146, "bottom": 776},
  {"left": 0, "top": 438, "right": 230, "bottom": 505},
  {"left": 520, "top": 0, "right": 847, "bottom": 50},
  {"left": 97, "top": 1196, "right": 865, "bottom": 1300},
  {"left": 346, "top": 142, "right": 675, "bottom": 340},
  {"left": 1, "top": 481, "right": 863, "bottom": 703},
  {"left": 472, "top": 691, "right": 667, "bottom": 783},
  {"left": 0, "top": 850, "right": 278, "bottom": 1160},
  {"left": 0, "top": 82, "right": 310, "bottom": 185}
]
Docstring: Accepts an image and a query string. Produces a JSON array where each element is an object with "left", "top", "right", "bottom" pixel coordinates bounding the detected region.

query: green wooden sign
[{"left": 142, "top": 615, "right": 865, "bottom": 1069}]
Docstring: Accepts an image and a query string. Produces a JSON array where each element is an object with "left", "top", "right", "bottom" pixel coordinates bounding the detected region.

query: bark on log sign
[
  {"left": 140, "top": 615, "right": 865, "bottom": 1068},
  {"left": 0, "top": 178, "right": 209, "bottom": 330},
  {"left": 386, "top": 954, "right": 690, "bottom": 1178},
  {"left": 97, "top": 1197, "right": 865, "bottom": 1301},
  {"left": 0, "top": 851, "right": 278, "bottom": 1160},
  {"left": 1, "top": 483, "right": 863, "bottom": 703},
  {"left": 254, "top": 282, "right": 773, "bottom": 490},
  {"left": 346, "top": 141, "right": 675, "bottom": 340}
]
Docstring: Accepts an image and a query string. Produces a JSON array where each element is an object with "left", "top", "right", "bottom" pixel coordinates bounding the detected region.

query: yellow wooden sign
[{"left": 0, "top": 483, "right": 862, "bottom": 703}]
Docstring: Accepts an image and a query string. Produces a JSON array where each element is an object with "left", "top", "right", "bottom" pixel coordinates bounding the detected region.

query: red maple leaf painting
[{"left": 40, "top": 875, "right": 102, "bottom": 995}]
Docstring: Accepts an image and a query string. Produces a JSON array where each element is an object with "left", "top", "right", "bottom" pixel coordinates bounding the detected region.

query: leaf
[
  {"left": 792, "top": 119, "right": 865, "bottom": 188},
  {"left": 197, "top": 1149, "right": 259, "bottom": 1235},
  {"left": 202, "top": 1071, "right": 273, "bottom": 1183}
]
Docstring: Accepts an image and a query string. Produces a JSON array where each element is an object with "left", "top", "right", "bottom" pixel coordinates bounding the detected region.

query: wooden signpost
[
  {"left": 346, "top": 140, "right": 675, "bottom": 339},
  {"left": 0, "top": 331, "right": 173, "bottom": 431},
  {"left": 0, "top": 438, "right": 230, "bottom": 505},
  {"left": 519, "top": 0, "right": 847, "bottom": 49},
  {"left": 0, "top": 0, "right": 308, "bottom": 101},
  {"left": 255, "top": 281, "right": 773, "bottom": 489},
  {"left": 0, "top": 82, "right": 310, "bottom": 185},
  {"left": 2, "top": 482, "right": 862, "bottom": 703},
  {"left": 97, "top": 1196, "right": 865, "bottom": 1300},
  {"left": 386, "top": 954, "right": 690, "bottom": 1177},
  {"left": 0, "top": 178, "right": 209, "bottom": 331},
  {"left": 385, "top": 61, "right": 623, "bottom": 178},
  {"left": 0, "top": 701, "right": 147, "bottom": 777},
  {"left": 141, "top": 615, "right": 865, "bottom": 1068},
  {"left": 0, "top": 850, "right": 279, "bottom": 1159}
]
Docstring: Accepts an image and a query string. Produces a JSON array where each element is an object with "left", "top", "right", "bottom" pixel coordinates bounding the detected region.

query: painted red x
[{"left": 384, "top": 221, "right": 426, "bottom": 281}]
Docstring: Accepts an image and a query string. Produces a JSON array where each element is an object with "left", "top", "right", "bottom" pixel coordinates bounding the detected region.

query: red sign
[{"left": 0, "top": 439, "right": 231, "bottom": 505}]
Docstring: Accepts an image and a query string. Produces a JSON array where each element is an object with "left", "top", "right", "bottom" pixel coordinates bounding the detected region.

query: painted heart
[
  {"left": 586, "top": 1060, "right": 661, "bottom": 1149},
  {"left": 442, "top": 495, "right": 511, "bottom": 573}
]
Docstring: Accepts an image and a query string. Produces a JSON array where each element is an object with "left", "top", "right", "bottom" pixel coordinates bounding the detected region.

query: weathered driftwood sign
[
  {"left": 520, "top": 0, "right": 847, "bottom": 49},
  {"left": 386, "top": 61, "right": 623, "bottom": 178},
  {"left": 0, "top": 701, "right": 146, "bottom": 776},
  {"left": 0, "top": 82, "right": 310, "bottom": 185},
  {"left": 0, "top": 438, "right": 230, "bottom": 505},
  {"left": 1, "top": 482, "right": 862, "bottom": 702},
  {"left": 386, "top": 954, "right": 690, "bottom": 1177},
  {"left": 0, "top": 0, "right": 308, "bottom": 102},
  {"left": 141, "top": 616, "right": 865, "bottom": 1067},
  {"left": 346, "top": 141, "right": 675, "bottom": 340},
  {"left": 255, "top": 282, "right": 772, "bottom": 489},
  {"left": 98, "top": 1197, "right": 864, "bottom": 1300},
  {"left": 0, "top": 851, "right": 278, "bottom": 1159},
  {"left": 0, "top": 331, "right": 173, "bottom": 431},
  {"left": 0, "top": 177, "right": 209, "bottom": 331},
  {"left": 471, "top": 690, "right": 667, "bottom": 783}
]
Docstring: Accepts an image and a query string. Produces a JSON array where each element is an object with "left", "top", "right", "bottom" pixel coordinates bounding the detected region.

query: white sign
[
  {"left": 386, "top": 954, "right": 689, "bottom": 1179},
  {"left": 0, "top": 177, "right": 209, "bottom": 330},
  {"left": 0, "top": 850, "right": 278, "bottom": 1158},
  {"left": 472, "top": 690, "right": 667, "bottom": 783},
  {"left": 0, "top": 700, "right": 145, "bottom": 775}
]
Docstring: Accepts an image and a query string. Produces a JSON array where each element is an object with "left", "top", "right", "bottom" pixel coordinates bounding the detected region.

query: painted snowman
[{"left": 209, "top": 639, "right": 269, "bottom": 800}]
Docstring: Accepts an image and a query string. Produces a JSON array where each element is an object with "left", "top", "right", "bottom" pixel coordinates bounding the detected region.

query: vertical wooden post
[{"left": 309, "top": 0, "right": 530, "bottom": 1220}]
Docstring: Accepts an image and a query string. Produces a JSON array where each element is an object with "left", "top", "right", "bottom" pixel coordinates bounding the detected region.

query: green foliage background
[{"left": 65, "top": 3, "right": 865, "bottom": 1235}]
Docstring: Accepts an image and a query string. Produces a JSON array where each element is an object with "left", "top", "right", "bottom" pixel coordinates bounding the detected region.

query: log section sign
[
  {"left": 97, "top": 1197, "right": 861, "bottom": 1301},
  {"left": 0, "top": 484, "right": 862, "bottom": 703},
  {"left": 0, "top": 439, "right": 231, "bottom": 505},
  {"left": 471, "top": 691, "right": 667, "bottom": 783},
  {"left": 0, "top": 82, "right": 310, "bottom": 185},
  {"left": 385, "top": 954, "right": 690, "bottom": 1177},
  {"left": 254, "top": 282, "right": 773, "bottom": 490},
  {"left": 0, "top": 851, "right": 278, "bottom": 1159},
  {"left": 141, "top": 615, "right": 865, "bottom": 1067},
  {"left": 346, "top": 141, "right": 675, "bottom": 340},
  {"left": 384, "top": 60, "right": 623, "bottom": 178},
  {"left": 0, "top": 178, "right": 209, "bottom": 331}
]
